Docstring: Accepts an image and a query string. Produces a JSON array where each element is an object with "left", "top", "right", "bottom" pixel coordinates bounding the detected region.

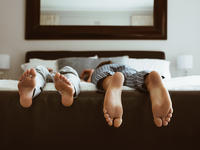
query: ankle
[
  {"left": 111, "top": 72, "right": 124, "bottom": 87},
  {"left": 145, "top": 71, "right": 163, "bottom": 89}
]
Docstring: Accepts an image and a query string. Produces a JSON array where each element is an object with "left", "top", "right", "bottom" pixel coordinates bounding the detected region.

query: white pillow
[
  {"left": 21, "top": 56, "right": 98, "bottom": 73},
  {"left": 97, "top": 56, "right": 129, "bottom": 66},
  {"left": 21, "top": 59, "right": 58, "bottom": 72},
  {"left": 128, "top": 58, "right": 171, "bottom": 79},
  {"left": 89, "top": 55, "right": 98, "bottom": 59}
]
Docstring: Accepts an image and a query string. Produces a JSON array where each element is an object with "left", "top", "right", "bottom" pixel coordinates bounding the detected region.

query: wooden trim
[
  {"left": 25, "top": 0, "right": 167, "bottom": 40},
  {"left": 25, "top": 51, "right": 165, "bottom": 62}
]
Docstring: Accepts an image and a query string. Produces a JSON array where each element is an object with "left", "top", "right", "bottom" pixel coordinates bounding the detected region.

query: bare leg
[
  {"left": 145, "top": 71, "right": 173, "bottom": 127},
  {"left": 54, "top": 73, "right": 75, "bottom": 107},
  {"left": 102, "top": 72, "right": 124, "bottom": 128},
  {"left": 18, "top": 68, "right": 36, "bottom": 108}
]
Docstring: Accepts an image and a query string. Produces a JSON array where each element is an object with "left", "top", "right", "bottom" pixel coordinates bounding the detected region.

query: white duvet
[
  {"left": 0, "top": 75, "right": 200, "bottom": 91},
  {"left": 163, "top": 75, "right": 200, "bottom": 91}
]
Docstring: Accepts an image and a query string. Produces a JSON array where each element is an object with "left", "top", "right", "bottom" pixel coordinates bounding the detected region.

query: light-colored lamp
[
  {"left": 0, "top": 54, "right": 10, "bottom": 77},
  {"left": 177, "top": 55, "right": 193, "bottom": 76}
]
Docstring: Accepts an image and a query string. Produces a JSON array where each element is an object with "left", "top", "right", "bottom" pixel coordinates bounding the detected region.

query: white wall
[{"left": 0, "top": 0, "right": 200, "bottom": 79}]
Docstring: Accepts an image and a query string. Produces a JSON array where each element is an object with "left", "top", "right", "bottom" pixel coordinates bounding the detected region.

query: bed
[{"left": 0, "top": 50, "right": 200, "bottom": 150}]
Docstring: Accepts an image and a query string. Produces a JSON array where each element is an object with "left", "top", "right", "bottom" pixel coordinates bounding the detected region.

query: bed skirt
[{"left": 0, "top": 90, "right": 200, "bottom": 150}]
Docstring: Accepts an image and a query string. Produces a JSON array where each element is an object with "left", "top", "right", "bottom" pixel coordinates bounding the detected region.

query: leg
[
  {"left": 54, "top": 66, "right": 80, "bottom": 107},
  {"left": 18, "top": 66, "right": 49, "bottom": 108},
  {"left": 145, "top": 71, "right": 173, "bottom": 127},
  {"left": 102, "top": 72, "right": 124, "bottom": 128}
]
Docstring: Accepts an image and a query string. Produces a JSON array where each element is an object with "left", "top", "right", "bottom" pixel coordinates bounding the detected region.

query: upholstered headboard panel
[{"left": 25, "top": 51, "right": 165, "bottom": 62}]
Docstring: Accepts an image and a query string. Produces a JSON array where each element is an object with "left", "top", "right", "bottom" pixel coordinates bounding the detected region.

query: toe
[
  {"left": 64, "top": 78, "right": 71, "bottom": 85},
  {"left": 26, "top": 69, "right": 30, "bottom": 75},
  {"left": 63, "top": 77, "right": 68, "bottom": 83},
  {"left": 106, "top": 117, "right": 110, "bottom": 122},
  {"left": 169, "top": 108, "right": 173, "bottom": 114},
  {"left": 30, "top": 68, "right": 36, "bottom": 77},
  {"left": 60, "top": 75, "right": 65, "bottom": 80},
  {"left": 22, "top": 71, "right": 26, "bottom": 79},
  {"left": 167, "top": 113, "right": 172, "bottom": 118},
  {"left": 107, "top": 118, "right": 113, "bottom": 126},
  {"left": 60, "top": 74, "right": 63, "bottom": 79},
  {"left": 154, "top": 117, "right": 162, "bottom": 127},
  {"left": 114, "top": 118, "right": 122, "bottom": 128},
  {"left": 104, "top": 113, "right": 110, "bottom": 119},
  {"left": 23, "top": 71, "right": 28, "bottom": 77},
  {"left": 54, "top": 73, "right": 60, "bottom": 81},
  {"left": 165, "top": 117, "right": 171, "bottom": 122},
  {"left": 163, "top": 120, "right": 168, "bottom": 126},
  {"left": 65, "top": 79, "right": 71, "bottom": 85},
  {"left": 103, "top": 108, "right": 107, "bottom": 114},
  {"left": 22, "top": 71, "right": 26, "bottom": 76}
]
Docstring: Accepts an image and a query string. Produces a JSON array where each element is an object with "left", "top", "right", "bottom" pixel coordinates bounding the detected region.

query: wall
[{"left": 0, "top": 0, "right": 200, "bottom": 79}]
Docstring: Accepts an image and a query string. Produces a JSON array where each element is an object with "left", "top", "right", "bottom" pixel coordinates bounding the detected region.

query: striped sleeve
[{"left": 91, "top": 65, "right": 115, "bottom": 86}]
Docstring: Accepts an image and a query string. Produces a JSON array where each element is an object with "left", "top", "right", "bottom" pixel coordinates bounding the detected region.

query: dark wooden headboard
[{"left": 25, "top": 50, "right": 165, "bottom": 62}]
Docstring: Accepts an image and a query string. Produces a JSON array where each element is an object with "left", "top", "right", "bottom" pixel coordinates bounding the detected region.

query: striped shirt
[{"left": 91, "top": 64, "right": 150, "bottom": 91}]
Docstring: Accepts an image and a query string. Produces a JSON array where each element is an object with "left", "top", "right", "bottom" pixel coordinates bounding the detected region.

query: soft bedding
[
  {"left": 57, "top": 56, "right": 129, "bottom": 75},
  {"left": 1, "top": 75, "right": 200, "bottom": 91},
  {"left": 21, "top": 56, "right": 171, "bottom": 80},
  {"left": 163, "top": 75, "right": 200, "bottom": 90},
  {"left": 128, "top": 58, "right": 171, "bottom": 79}
]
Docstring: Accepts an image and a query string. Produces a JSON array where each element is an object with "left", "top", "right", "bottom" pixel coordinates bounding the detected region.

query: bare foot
[
  {"left": 54, "top": 73, "right": 75, "bottom": 107},
  {"left": 18, "top": 68, "right": 36, "bottom": 108},
  {"left": 103, "top": 72, "right": 124, "bottom": 128},
  {"left": 146, "top": 71, "right": 173, "bottom": 127}
]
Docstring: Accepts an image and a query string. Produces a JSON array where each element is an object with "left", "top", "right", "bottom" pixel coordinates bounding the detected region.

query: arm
[
  {"left": 47, "top": 68, "right": 53, "bottom": 73},
  {"left": 80, "top": 69, "right": 94, "bottom": 82}
]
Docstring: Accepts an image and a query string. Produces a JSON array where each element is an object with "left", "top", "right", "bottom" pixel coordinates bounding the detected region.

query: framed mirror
[{"left": 25, "top": 0, "right": 167, "bottom": 40}]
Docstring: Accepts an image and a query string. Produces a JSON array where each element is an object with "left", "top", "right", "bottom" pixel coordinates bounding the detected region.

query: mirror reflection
[{"left": 40, "top": 0, "right": 154, "bottom": 26}]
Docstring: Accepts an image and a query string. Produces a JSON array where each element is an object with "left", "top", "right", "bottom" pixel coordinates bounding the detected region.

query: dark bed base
[
  {"left": 0, "top": 91, "right": 200, "bottom": 150},
  {"left": 0, "top": 50, "right": 199, "bottom": 150}
]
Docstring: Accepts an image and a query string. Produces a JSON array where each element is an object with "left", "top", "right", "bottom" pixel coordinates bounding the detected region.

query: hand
[
  {"left": 80, "top": 69, "right": 94, "bottom": 82},
  {"left": 47, "top": 68, "right": 53, "bottom": 72}
]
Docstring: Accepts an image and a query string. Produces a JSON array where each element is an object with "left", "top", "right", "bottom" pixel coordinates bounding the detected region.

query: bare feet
[
  {"left": 54, "top": 73, "right": 75, "bottom": 107},
  {"left": 102, "top": 72, "right": 124, "bottom": 128},
  {"left": 18, "top": 68, "right": 36, "bottom": 108},
  {"left": 145, "top": 71, "right": 173, "bottom": 127}
]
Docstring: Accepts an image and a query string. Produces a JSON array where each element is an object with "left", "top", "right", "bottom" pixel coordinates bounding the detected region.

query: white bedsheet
[
  {"left": 0, "top": 75, "right": 200, "bottom": 91},
  {"left": 163, "top": 75, "right": 200, "bottom": 91}
]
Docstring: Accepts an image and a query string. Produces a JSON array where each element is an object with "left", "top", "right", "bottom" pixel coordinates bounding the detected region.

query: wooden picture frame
[{"left": 25, "top": 0, "right": 167, "bottom": 40}]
